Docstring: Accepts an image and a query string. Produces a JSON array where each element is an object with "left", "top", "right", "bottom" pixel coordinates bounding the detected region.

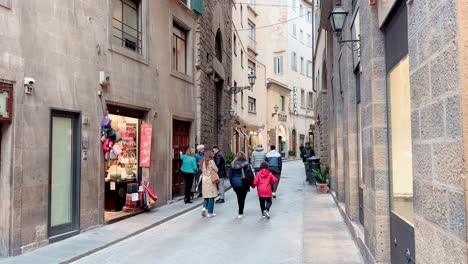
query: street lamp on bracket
[
  {"left": 329, "top": 3, "right": 360, "bottom": 51},
  {"left": 224, "top": 69, "right": 256, "bottom": 95}
]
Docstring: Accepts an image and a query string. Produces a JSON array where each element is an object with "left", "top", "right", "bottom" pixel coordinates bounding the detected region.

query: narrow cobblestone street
[{"left": 74, "top": 161, "right": 363, "bottom": 264}]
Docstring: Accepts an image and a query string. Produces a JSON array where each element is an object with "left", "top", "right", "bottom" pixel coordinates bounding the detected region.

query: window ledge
[
  {"left": 247, "top": 5, "right": 258, "bottom": 16},
  {"left": 171, "top": 71, "right": 194, "bottom": 84},
  {"left": 110, "top": 45, "right": 149, "bottom": 66},
  {"left": 248, "top": 111, "right": 257, "bottom": 115},
  {"left": 0, "top": 0, "right": 11, "bottom": 9}
]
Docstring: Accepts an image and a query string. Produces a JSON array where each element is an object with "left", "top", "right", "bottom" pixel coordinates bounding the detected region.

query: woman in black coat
[{"left": 229, "top": 152, "right": 254, "bottom": 219}]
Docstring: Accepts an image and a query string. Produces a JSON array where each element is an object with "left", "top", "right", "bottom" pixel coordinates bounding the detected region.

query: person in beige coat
[{"left": 201, "top": 151, "right": 220, "bottom": 218}]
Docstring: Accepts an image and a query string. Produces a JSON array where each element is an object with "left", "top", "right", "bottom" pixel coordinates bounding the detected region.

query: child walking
[{"left": 252, "top": 162, "right": 278, "bottom": 219}]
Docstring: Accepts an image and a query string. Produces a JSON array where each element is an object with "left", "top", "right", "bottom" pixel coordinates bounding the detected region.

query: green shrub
[
  {"left": 288, "top": 150, "right": 296, "bottom": 156},
  {"left": 313, "top": 166, "right": 329, "bottom": 184},
  {"left": 225, "top": 152, "right": 236, "bottom": 175}
]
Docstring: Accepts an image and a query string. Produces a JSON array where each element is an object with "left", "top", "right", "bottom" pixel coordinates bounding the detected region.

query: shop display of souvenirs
[{"left": 101, "top": 113, "right": 157, "bottom": 212}]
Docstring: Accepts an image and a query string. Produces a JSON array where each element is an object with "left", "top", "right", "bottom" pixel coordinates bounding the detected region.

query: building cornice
[{"left": 267, "top": 78, "right": 291, "bottom": 91}]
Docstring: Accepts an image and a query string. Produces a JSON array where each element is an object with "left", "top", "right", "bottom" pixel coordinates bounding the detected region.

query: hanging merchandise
[
  {"left": 119, "top": 152, "right": 129, "bottom": 164},
  {"left": 112, "top": 144, "right": 123, "bottom": 156},
  {"left": 102, "top": 138, "right": 114, "bottom": 152},
  {"left": 101, "top": 115, "right": 112, "bottom": 129},
  {"left": 142, "top": 181, "right": 158, "bottom": 209},
  {"left": 106, "top": 129, "right": 118, "bottom": 141}
]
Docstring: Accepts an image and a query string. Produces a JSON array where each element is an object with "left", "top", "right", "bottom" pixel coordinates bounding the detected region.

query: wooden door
[
  {"left": 172, "top": 120, "right": 191, "bottom": 198},
  {"left": 292, "top": 130, "right": 297, "bottom": 154}
]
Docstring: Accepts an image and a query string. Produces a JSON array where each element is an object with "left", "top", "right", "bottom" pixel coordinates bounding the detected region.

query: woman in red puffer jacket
[{"left": 252, "top": 162, "right": 278, "bottom": 219}]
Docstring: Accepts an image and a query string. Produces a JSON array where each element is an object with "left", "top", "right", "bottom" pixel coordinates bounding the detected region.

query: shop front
[
  {"left": 101, "top": 104, "right": 155, "bottom": 223},
  {"left": 383, "top": 1, "right": 414, "bottom": 263}
]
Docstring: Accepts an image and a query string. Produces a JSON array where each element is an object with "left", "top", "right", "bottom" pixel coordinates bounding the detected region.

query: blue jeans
[{"left": 203, "top": 198, "right": 215, "bottom": 214}]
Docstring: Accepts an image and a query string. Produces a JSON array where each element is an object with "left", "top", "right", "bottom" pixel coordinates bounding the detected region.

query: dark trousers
[
  {"left": 182, "top": 172, "right": 195, "bottom": 201},
  {"left": 270, "top": 168, "right": 281, "bottom": 193},
  {"left": 259, "top": 197, "right": 272, "bottom": 213},
  {"left": 233, "top": 187, "right": 248, "bottom": 214}
]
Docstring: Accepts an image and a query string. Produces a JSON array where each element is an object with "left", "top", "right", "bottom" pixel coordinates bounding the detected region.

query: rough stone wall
[
  {"left": 358, "top": 1, "right": 391, "bottom": 263},
  {"left": 409, "top": 0, "right": 467, "bottom": 262},
  {"left": 195, "top": 0, "right": 232, "bottom": 152},
  {"left": 339, "top": 0, "right": 360, "bottom": 222},
  {"left": 317, "top": 92, "right": 330, "bottom": 166}
]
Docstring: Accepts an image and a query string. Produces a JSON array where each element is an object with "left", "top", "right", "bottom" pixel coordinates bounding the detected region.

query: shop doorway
[
  {"left": 48, "top": 110, "right": 81, "bottom": 241},
  {"left": 104, "top": 105, "right": 146, "bottom": 223},
  {"left": 291, "top": 130, "right": 297, "bottom": 154},
  {"left": 172, "top": 120, "right": 191, "bottom": 198}
]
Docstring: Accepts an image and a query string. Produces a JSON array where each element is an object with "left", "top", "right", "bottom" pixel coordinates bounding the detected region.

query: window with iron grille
[
  {"left": 248, "top": 97, "right": 256, "bottom": 113},
  {"left": 173, "top": 22, "right": 188, "bottom": 74},
  {"left": 113, "top": 0, "right": 142, "bottom": 53}
]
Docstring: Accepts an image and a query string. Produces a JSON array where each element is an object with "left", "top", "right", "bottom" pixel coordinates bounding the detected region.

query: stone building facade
[
  {"left": 195, "top": 0, "right": 233, "bottom": 152},
  {"left": 313, "top": 0, "right": 468, "bottom": 263},
  {"left": 0, "top": 0, "right": 231, "bottom": 257}
]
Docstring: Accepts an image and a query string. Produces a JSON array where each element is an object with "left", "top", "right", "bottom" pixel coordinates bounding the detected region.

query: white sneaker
[
  {"left": 207, "top": 213, "right": 217, "bottom": 218},
  {"left": 264, "top": 210, "right": 271, "bottom": 219},
  {"left": 272, "top": 192, "right": 276, "bottom": 198},
  {"left": 201, "top": 208, "right": 207, "bottom": 217},
  {"left": 237, "top": 214, "right": 246, "bottom": 219}
]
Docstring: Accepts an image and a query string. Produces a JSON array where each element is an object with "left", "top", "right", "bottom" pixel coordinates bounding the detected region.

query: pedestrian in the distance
[
  {"left": 201, "top": 151, "right": 220, "bottom": 218},
  {"left": 194, "top": 144, "right": 205, "bottom": 198},
  {"left": 300, "top": 142, "right": 315, "bottom": 182},
  {"left": 213, "top": 146, "right": 227, "bottom": 203},
  {"left": 180, "top": 148, "right": 197, "bottom": 204},
  {"left": 229, "top": 151, "right": 255, "bottom": 219},
  {"left": 265, "top": 145, "right": 282, "bottom": 198},
  {"left": 253, "top": 162, "right": 278, "bottom": 219},
  {"left": 251, "top": 144, "right": 267, "bottom": 174}
]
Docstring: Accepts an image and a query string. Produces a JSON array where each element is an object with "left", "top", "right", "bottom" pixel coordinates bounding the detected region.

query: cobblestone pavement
[{"left": 74, "top": 161, "right": 363, "bottom": 264}]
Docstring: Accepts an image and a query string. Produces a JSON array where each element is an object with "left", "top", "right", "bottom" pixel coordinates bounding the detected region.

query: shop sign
[
  {"left": 292, "top": 87, "right": 298, "bottom": 115},
  {"left": 0, "top": 82, "right": 13, "bottom": 123},
  {"left": 139, "top": 123, "right": 152, "bottom": 167},
  {"left": 278, "top": 113, "right": 287, "bottom": 122}
]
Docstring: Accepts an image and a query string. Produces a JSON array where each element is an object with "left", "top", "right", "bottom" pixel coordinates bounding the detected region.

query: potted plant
[
  {"left": 225, "top": 152, "right": 236, "bottom": 176},
  {"left": 288, "top": 150, "right": 296, "bottom": 158},
  {"left": 313, "top": 167, "right": 329, "bottom": 193}
]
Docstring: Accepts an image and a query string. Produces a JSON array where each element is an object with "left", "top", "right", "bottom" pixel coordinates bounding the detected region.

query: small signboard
[
  {"left": 139, "top": 123, "right": 152, "bottom": 167},
  {"left": 0, "top": 82, "right": 13, "bottom": 123}
]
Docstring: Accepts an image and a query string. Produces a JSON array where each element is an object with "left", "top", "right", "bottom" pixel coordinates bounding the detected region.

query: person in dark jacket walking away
[
  {"left": 251, "top": 144, "right": 267, "bottom": 173},
  {"left": 213, "top": 146, "right": 227, "bottom": 203},
  {"left": 265, "top": 145, "right": 282, "bottom": 198},
  {"left": 253, "top": 162, "right": 278, "bottom": 219},
  {"left": 300, "top": 142, "right": 315, "bottom": 182},
  {"left": 179, "top": 148, "right": 198, "bottom": 204},
  {"left": 229, "top": 151, "right": 254, "bottom": 219}
]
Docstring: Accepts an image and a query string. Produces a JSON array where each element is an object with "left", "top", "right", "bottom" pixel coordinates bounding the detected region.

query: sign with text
[{"left": 139, "top": 123, "right": 152, "bottom": 168}]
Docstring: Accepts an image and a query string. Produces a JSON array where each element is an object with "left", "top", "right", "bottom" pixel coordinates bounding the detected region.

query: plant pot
[{"left": 315, "top": 183, "right": 328, "bottom": 193}]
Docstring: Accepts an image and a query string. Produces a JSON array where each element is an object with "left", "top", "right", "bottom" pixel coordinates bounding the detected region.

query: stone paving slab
[
  {"left": 0, "top": 182, "right": 231, "bottom": 264},
  {"left": 303, "top": 183, "right": 363, "bottom": 264}
]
